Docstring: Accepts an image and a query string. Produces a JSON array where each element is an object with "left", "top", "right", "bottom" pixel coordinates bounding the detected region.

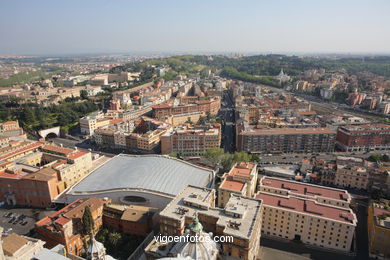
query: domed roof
[
  {"left": 169, "top": 217, "right": 219, "bottom": 260},
  {"left": 169, "top": 231, "right": 219, "bottom": 260}
]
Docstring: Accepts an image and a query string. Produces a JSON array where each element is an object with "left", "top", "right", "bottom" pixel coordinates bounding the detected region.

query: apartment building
[
  {"left": 152, "top": 97, "right": 221, "bottom": 120},
  {"left": 335, "top": 165, "right": 369, "bottom": 190},
  {"left": 163, "top": 111, "right": 205, "bottom": 126},
  {"left": 367, "top": 200, "right": 390, "bottom": 259},
  {"left": 336, "top": 124, "right": 390, "bottom": 152},
  {"left": 147, "top": 185, "right": 263, "bottom": 260},
  {"left": 94, "top": 117, "right": 171, "bottom": 152},
  {"left": 0, "top": 142, "right": 93, "bottom": 207},
  {"left": 236, "top": 127, "right": 336, "bottom": 154},
  {"left": 218, "top": 162, "right": 258, "bottom": 208},
  {"left": 35, "top": 198, "right": 109, "bottom": 256},
  {"left": 160, "top": 123, "right": 221, "bottom": 155},
  {"left": 256, "top": 176, "right": 357, "bottom": 252}
]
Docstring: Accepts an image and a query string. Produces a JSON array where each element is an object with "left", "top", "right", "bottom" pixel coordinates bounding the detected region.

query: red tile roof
[
  {"left": 220, "top": 180, "right": 245, "bottom": 192},
  {"left": 67, "top": 150, "right": 88, "bottom": 160},
  {"left": 260, "top": 176, "right": 350, "bottom": 201},
  {"left": 256, "top": 192, "right": 356, "bottom": 224},
  {"left": 42, "top": 144, "right": 73, "bottom": 156},
  {"left": 0, "top": 142, "right": 43, "bottom": 160}
]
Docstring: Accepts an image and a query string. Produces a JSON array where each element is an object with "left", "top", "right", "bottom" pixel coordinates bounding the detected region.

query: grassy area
[{"left": 0, "top": 70, "right": 52, "bottom": 87}]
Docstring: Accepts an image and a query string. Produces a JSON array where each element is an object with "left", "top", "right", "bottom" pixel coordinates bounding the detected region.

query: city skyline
[{"left": 1, "top": 0, "right": 390, "bottom": 55}]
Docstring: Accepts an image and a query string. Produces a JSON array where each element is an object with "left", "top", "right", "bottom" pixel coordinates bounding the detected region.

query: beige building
[
  {"left": 367, "top": 200, "right": 390, "bottom": 259},
  {"left": 149, "top": 185, "right": 263, "bottom": 260},
  {"left": 218, "top": 162, "right": 258, "bottom": 208},
  {"left": 0, "top": 232, "right": 45, "bottom": 260},
  {"left": 256, "top": 177, "right": 357, "bottom": 252},
  {"left": 334, "top": 156, "right": 369, "bottom": 190},
  {"left": 163, "top": 111, "right": 205, "bottom": 126}
]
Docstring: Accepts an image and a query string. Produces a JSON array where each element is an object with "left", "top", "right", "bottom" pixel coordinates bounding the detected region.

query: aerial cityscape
[{"left": 0, "top": 1, "right": 389, "bottom": 260}]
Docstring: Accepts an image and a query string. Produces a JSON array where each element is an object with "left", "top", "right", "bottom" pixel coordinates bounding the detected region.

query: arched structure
[{"left": 38, "top": 127, "right": 60, "bottom": 139}]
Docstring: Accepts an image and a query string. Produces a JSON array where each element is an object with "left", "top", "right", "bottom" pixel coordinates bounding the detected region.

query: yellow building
[
  {"left": 368, "top": 200, "right": 390, "bottom": 259},
  {"left": 153, "top": 185, "right": 263, "bottom": 260},
  {"left": 218, "top": 162, "right": 258, "bottom": 208},
  {"left": 256, "top": 177, "right": 357, "bottom": 252}
]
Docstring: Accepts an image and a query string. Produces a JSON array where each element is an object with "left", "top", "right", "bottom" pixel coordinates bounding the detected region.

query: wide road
[{"left": 221, "top": 90, "right": 236, "bottom": 153}]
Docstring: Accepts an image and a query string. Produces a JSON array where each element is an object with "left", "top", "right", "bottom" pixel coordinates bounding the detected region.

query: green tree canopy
[{"left": 82, "top": 206, "right": 94, "bottom": 235}]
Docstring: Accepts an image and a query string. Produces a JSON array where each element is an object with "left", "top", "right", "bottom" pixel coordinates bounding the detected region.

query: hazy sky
[{"left": 0, "top": 0, "right": 389, "bottom": 55}]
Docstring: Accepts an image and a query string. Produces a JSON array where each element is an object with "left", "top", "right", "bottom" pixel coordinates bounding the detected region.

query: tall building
[
  {"left": 146, "top": 185, "right": 263, "bottom": 260},
  {"left": 218, "top": 162, "right": 258, "bottom": 208},
  {"left": 236, "top": 127, "right": 336, "bottom": 154},
  {"left": 256, "top": 176, "right": 357, "bottom": 252},
  {"left": 367, "top": 200, "right": 390, "bottom": 259},
  {"left": 336, "top": 124, "right": 390, "bottom": 152}
]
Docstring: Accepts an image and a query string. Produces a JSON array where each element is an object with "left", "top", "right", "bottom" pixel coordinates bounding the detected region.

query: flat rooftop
[
  {"left": 256, "top": 192, "right": 356, "bottom": 225},
  {"left": 69, "top": 155, "right": 214, "bottom": 196},
  {"left": 160, "top": 185, "right": 262, "bottom": 240},
  {"left": 242, "top": 127, "right": 335, "bottom": 135},
  {"left": 260, "top": 176, "right": 350, "bottom": 202}
]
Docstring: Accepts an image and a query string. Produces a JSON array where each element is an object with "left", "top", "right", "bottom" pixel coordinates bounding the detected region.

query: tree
[
  {"left": 205, "top": 148, "right": 225, "bottom": 165},
  {"left": 22, "top": 107, "right": 36, "bottom": 125},
  {"left": 80, "top": 90, "right": 89, "bottom": 100},
  {"left": 82, "top": 206, "right": 94, "bottom": 236},
  {"left": 107, "top": 232, "right": 121, "bottom": 251}
]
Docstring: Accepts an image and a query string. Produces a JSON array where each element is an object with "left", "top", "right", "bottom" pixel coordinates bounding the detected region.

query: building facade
[
  {"left": 160, "top": 123, "right": 221, "bottom": 156},
  {"left": 35, "top": 198, "right": 109, "bottom": 256},
  {"left": 152, "top": 185, "right": 263, "bottom": 260},
  {"left": 336, "top": 124, "right": 390, "bottom": 152},
  {"left": 367, "top": 200, "right": 390, "bottom": 259},
  {"left": 237, "top": 127, "right": 336, "bottom": 154},
  {"left": 218, "top": 162, "right": 258, "bottom": 208},
  {"left": 256, "top": 176, "right": 357, "bottom": 252}
]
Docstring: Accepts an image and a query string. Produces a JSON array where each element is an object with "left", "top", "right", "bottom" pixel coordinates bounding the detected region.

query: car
[
  {"left": 21, "top": 221, "right": 28, "bottom": 226},
  {"left": 3, "top": 212, "right": 10, "bottom": 217},
  {"left": 8, "top": 217, "right": 15, "bottom": 223}
]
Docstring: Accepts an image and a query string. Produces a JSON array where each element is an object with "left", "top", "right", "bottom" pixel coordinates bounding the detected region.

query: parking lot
[{"left": 0, "top": 207, "right": 56, "bottom": 236}]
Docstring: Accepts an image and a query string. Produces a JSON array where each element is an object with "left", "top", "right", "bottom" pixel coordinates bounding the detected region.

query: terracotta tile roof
[
  {"left": 109, "top": 118, "right": 123, "bottom": 125},
  {"left": 42, "top": 144, "right": 73, "bottom": 156},
  {"left": 256, "top": 192, "right": 356, "bottom": 224},
  {"left": 260, "top": 176, "right": 350, "bottom": 201},
  {"left": 36, "top": 198, "right": 106, "bottom": 228},
  {"left": 22, "top": 167, "right": 57, "bottom": 181},
  {"left": 2, "top": 233, "right": 28, "bottom": 256},
  {"left": 152, "top": 103, "right": 171, "bottom": 109},
  {"left": 220, "top": 179, "right": 245, "bottom": 192},
  {"left": 2, "top": 121, "right": 18, "bottom": 126},
  {"left": 67, "top": 150, "right": 88, "bottom": 160},
  {"left": 54, "top": 216, "right": 70, "bottom": 226},
  {"left": 0, "top": 141, "right": 43, "bottom": 160}
]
